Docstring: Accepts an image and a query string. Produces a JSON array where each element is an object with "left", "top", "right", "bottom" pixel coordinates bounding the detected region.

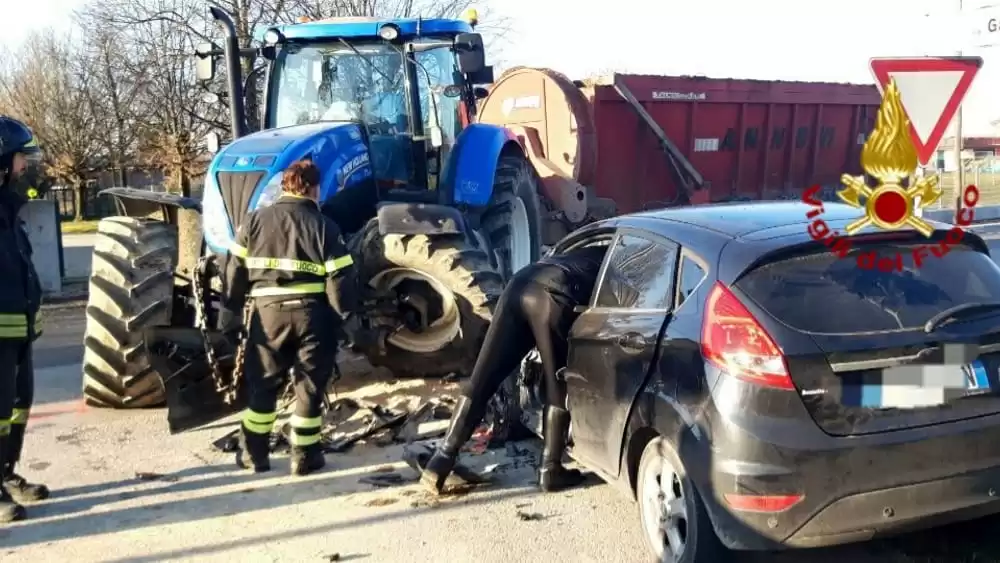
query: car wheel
[{"left": 636, "top": 437, "right": 727, "bottom": 563}]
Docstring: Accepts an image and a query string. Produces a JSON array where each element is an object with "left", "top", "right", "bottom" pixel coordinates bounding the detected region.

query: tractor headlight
[
  {"left": 254, "top": 172, "right": 284, "bottom": 210},
  {"left": 263, "top": 28, "right": 283, "bottom": 46},
  {"left": 378, "top": 24, "right": 400, "bottom": 41},
  {"left": 201, "top": 172, "right": 234, "bottom": 253}
]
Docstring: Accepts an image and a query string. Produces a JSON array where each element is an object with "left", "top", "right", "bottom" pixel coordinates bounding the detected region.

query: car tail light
[
  {"left": 724, "top": 493, "right": 803, "bottom": 513},
  {"left": 701, "top": 282, "right": 793, "bottom": 390}
]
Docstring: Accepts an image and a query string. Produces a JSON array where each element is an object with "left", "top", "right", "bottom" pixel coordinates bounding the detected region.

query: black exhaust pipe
[{"left": 209, "top": 6, "right": 248, "bottom": 139}]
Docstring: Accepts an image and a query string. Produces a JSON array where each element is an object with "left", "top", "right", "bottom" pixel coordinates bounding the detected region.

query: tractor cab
[{"left": 198, "top": 11, "right": 493, "bottom": 211}]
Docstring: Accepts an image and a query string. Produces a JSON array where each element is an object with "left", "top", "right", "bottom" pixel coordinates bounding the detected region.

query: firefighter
[
  {"left": 420, "top": 244, "right": 607, "bottom": 494},
  {"left": 223, "top": 159, "right": 369, "bottom": 476},
  {"left": 0, "top": 116, "right": 48, "bottom": 523}
]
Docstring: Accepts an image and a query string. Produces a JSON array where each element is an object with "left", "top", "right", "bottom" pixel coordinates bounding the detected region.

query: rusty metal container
[
  {"left": 584, "top": 75, "right": 881, "bottom": 212},
  {"left": 480, "top": 69, "right": 881, "bottom": 219}
]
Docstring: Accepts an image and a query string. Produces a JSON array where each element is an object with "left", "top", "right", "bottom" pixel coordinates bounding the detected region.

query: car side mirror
[
  {"left": 473, "top": 86, "right": 489, "bottom": 99},
  {"left": 455, "top": 32, "right": 485, "bottom": 74},
  {"left": 195, "top": 42, "right": 216, "bottom": 83}
]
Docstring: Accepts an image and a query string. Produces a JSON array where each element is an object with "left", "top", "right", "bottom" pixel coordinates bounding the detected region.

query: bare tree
[
  {"left": 77, "top": 29, "right": 145, "bottom": 187},
  {"left": 0, "top": 31, "right": 104, "bottom": 218}
]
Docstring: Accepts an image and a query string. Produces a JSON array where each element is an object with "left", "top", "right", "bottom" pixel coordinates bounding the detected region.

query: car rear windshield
[{"left": 735, "top": 244, "right": 1000, "bottom": 334}]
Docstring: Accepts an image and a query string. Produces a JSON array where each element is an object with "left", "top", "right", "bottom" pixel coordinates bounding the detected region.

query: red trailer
[{"left": 478, "top": 68, "right": 881, "bottom": 241}]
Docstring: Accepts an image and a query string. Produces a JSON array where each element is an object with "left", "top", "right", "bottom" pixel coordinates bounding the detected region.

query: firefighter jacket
[
  {"left": 223, "top": 194, "right": 362, "bottom": 319},
  {"left": 0, "top": 189, "right": 42, "bottom": 341}
]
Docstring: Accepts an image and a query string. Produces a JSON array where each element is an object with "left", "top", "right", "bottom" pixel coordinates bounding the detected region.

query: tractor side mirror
[
  {"left": 466, "top": 66, "right": 494, "bottom": 85},
  {"left": 195, "top": 42, "right": 217, "bottom": 82},
  {"left": 455, "top": 33, "right": 485, "bottom": 74},
  {"left": 205, "top": 132, "right": 221, "bottom": 155}
]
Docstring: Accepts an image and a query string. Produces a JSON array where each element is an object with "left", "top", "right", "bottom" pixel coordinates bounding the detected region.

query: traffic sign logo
[
  {"left": 838, "top": 79, "right": 941, "bottom": 236},
  {"left": 869, "top": 57, "right": 983, "bottom": 166},
  {"left": 800, "top": 57, "right": 984, "bottom": 272}
]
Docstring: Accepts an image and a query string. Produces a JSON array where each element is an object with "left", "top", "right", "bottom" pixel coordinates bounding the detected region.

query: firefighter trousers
[
  {"left": 445, "top": 264, "right": 580, "bottom": 454},
  {"left": 240, "top": 297, "right": 338, "bottom": 449},
  {"left": 0, "top": 342, "right": 34, "bottom": 474}
]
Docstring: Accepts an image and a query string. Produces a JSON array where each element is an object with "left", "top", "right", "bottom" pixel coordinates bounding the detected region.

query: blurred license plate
[{"left": 851, "top": 360, "right": 991, "bottom": 408}]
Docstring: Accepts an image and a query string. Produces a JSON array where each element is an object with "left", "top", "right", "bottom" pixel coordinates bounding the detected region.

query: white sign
[
  {"left": 969, "top": 4, "right": 1000, "bottom": 46},
  {"left": 652, "top": 91, "right": 706, "bottom": 101}
]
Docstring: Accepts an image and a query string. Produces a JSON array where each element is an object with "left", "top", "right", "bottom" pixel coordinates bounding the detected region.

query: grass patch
[{"left": 60, "top": 220, "right": 101, "bottom": 234}]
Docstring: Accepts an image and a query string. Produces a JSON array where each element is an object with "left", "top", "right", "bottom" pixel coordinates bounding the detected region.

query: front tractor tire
[
  {"left": 81, "top": 217, "right": 177, "bottom": 409},
  {"left": 357, "top": 220, "right": 503, "bottom": 378},
  {"left": 481, "top": 153, "right": 543, "bottom": 281}
]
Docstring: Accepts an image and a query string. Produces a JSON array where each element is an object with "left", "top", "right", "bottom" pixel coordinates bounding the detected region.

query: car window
[
  {"left": 595, "top": 234, "right": 677, "bottom": 309},
  {"left": 676, "top": 256, "right": 707, "bottom": 308},
  {"left": 735, "top": 244, "right": 1000, "bottom": 334}
]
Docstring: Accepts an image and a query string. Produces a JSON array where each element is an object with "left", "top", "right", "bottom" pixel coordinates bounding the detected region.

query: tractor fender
[
  {"left": 442, "top": 123, "right": 522, "bottom": 208},
  {"left": 101, "top": 187, "right": 201, "bottom": 214},
  {"left": 100, "top": 187, "right": 201, "bottom": 227},
  {"left": 375, "top": 202, "right": 467, "bottom": 237}
]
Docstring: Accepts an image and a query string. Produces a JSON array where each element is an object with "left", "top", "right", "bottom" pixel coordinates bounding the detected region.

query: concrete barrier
[{"left": 19, "top": 200, "right": 62, "bottom": 294}]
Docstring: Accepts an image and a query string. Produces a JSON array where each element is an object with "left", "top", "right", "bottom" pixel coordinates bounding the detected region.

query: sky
[{"left": 4, "top": 0, "right": 1000, "bottom": 134}]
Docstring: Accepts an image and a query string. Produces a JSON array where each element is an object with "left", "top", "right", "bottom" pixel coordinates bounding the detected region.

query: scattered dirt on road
[{"left": 363, "top": 496, "right": 400, "bottom": 507}]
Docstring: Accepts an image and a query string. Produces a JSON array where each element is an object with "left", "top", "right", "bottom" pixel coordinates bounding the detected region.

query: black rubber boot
[
  {"left": 0, "top": 436, "right": 25, "bottom": 523},
  {"left": 420, "top": 396, "right": 475, "bottom": 495},
  {"left": 235, "top": 426, "right": 271, "bottom": 473},
  {"left": 4, "top": 425, "right": 49, "bottom": 503},
  {"left": 290, "top": 444, "right": 325, "bottom": 476},
  {"left": 538, "top": 406, "right": 585, "bottom": 493}
]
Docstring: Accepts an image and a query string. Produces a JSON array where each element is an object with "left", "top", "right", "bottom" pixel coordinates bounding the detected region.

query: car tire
[{"left": 636, "top": 437, "right": 727, "bottom": 563}]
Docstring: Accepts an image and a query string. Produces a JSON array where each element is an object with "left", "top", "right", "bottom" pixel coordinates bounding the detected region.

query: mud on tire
[
  {"left": 82, "top": 217, "right": 177, "bottom": 409},
  {"left": 356, "top": 219, "right": 504, "bottom": 378}
]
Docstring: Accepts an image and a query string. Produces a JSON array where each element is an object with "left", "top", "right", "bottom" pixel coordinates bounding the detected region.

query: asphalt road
[{"left": 8, "top": 305, "right": 1000, "bottom": 562}]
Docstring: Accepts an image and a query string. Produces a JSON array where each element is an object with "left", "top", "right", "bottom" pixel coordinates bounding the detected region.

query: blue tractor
[{"left": 79, "top": 6, "right": 545, "bottom": 432}]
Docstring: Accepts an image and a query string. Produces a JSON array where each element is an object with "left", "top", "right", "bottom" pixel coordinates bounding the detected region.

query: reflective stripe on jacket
[
  {"left": 222, "top": 194, "right": 362, "bottom": 317},
  {"left": 0, "top": 191, "right": 42, "bottom": 339}
]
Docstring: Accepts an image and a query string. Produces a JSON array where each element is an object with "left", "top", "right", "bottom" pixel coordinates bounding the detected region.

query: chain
[
  {"left": 225, "top": 301, "right": 252, "bottom": 405},
  {"left": 192, "top": 256, "right": 249, "bottom": 405}
]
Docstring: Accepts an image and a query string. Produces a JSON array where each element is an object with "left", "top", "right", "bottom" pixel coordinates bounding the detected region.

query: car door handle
[{"left": 617, "top": 332, "right": 646, "bottom": 351}]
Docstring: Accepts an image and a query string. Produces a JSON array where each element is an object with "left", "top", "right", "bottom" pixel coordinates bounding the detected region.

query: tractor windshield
[{"left": 269, "top": 40, "right": 461, "bottom": 145}]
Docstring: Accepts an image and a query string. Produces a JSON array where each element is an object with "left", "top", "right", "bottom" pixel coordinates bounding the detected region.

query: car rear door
[
  {"left": 564, "top": 229, "right": 678, "bottom": 474},
  {"left": 733, "top": 239, "right": 1000, "bottom": 436}
]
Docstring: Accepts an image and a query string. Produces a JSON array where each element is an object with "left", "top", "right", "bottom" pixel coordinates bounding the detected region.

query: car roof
[
  {"left": 576, "top": 200, "right": 979, "bottom": 284},
  {"left": 627, "top": 201, "right": 861, "bottom": 237}
]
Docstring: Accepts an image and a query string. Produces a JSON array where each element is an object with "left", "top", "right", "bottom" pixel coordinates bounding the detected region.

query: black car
[{"left": 512, "top": 201, "right": 1000, "bottom": 562}]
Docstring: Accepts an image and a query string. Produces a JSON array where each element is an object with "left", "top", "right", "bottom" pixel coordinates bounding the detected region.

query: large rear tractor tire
[
  {"left": 477, "top": 152, "right": 544, "bottom": 443},
  {"left": 81, "top": 217, "right": 177, "bottom": 409},
  {"left": 481, "top": 152, "right": 543, "bottom": 281},
  {"left": 356, "top": 220, "right": 504, "bottom": 378}
]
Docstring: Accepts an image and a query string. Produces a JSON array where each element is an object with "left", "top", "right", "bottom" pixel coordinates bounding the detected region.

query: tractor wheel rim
[
  {"left": 369, "top": 267, "right": 460, "bottom": 353},
  {"left": 507, "top": 195, "right": 533, "bottom": 277},
  {"left": 641, "top": 452, "right": 688, "bottom": 562}
]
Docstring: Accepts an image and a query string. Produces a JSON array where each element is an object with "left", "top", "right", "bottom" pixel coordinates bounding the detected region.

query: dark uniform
[
  {"left": 224, "top": 193, "right": 362, "bottom": 476},
  {"left": 421, "top": 245, "right": 607, "bottom": 494},
  {"left": 0, "top": 117, "right": 49, "bottom": 523}
]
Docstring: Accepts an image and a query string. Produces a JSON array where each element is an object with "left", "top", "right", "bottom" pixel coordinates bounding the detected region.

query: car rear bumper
[
  {"left": 785, "top": 464, "right": 1000, "bottom": 548},
  {"left": 695, "top": 395, "right": 1000, "bottom": 551}
]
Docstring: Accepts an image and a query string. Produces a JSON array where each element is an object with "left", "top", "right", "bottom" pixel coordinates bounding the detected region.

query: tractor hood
[{"left": 201, "top": 121, "right": 372, "bottom": 254}]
